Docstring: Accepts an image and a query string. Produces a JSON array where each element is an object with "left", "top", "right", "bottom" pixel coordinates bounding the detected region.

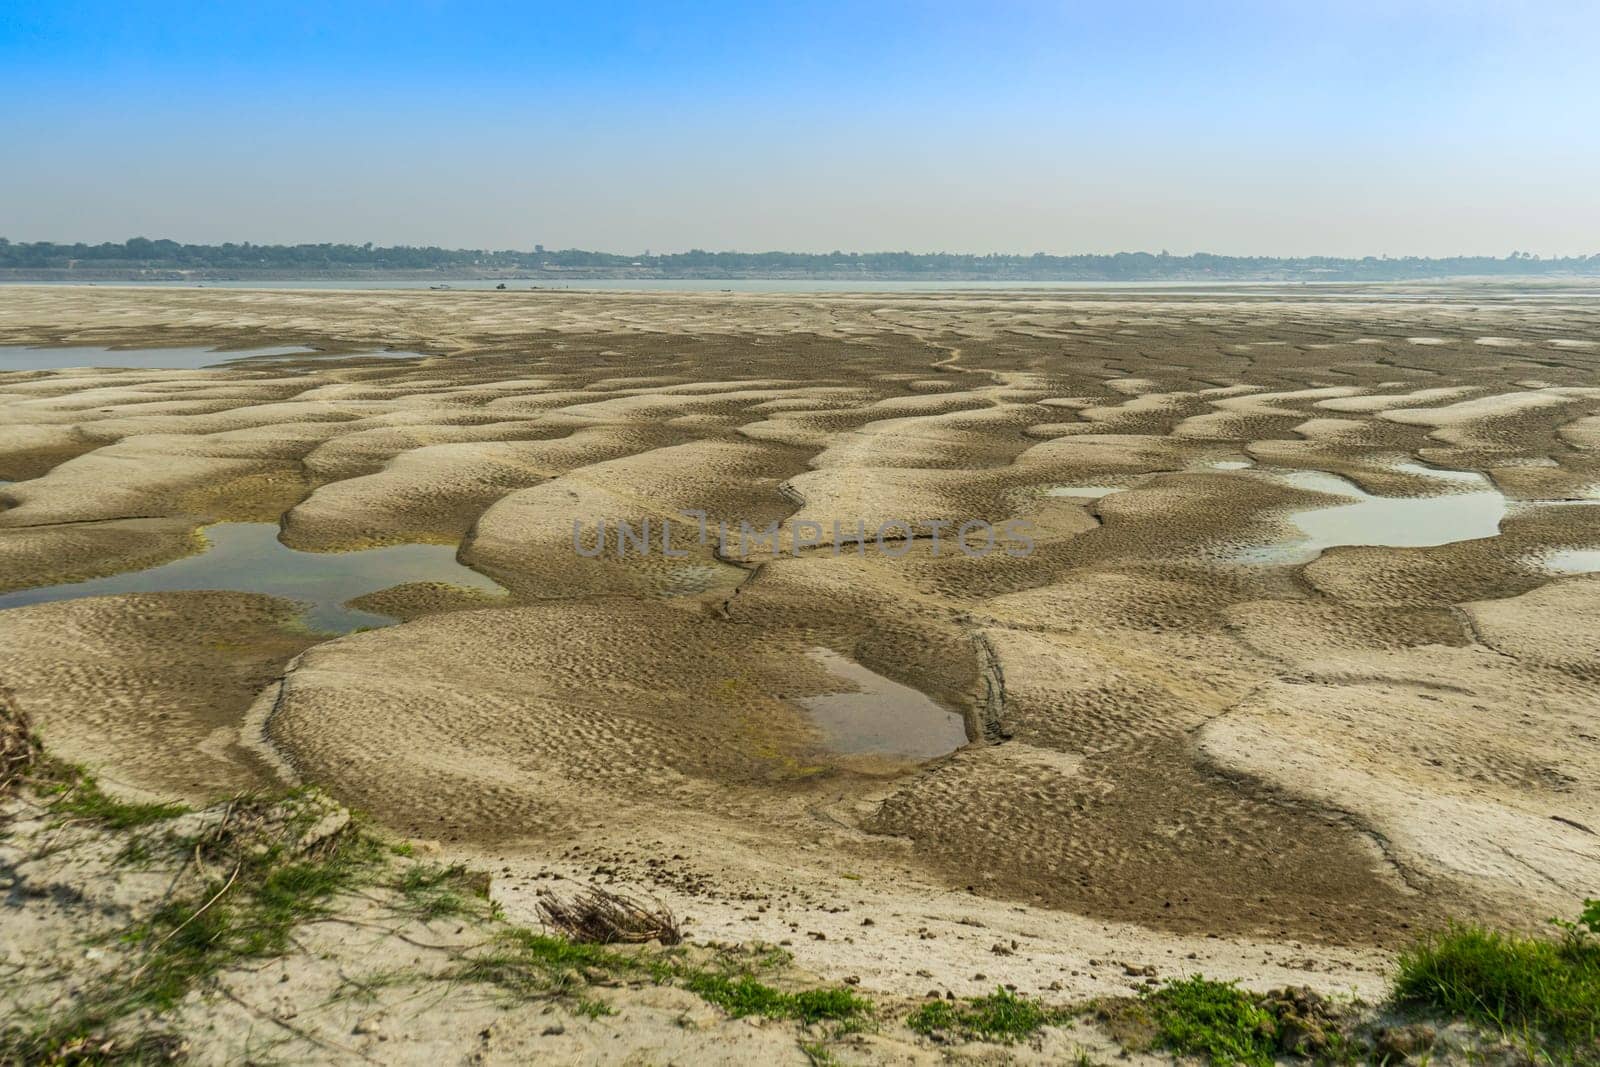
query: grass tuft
[
  {"left": 907, "top": 987, "right": 1066, "bottom": 1042},
  {"left": 455, "top": 928, "right": 637, "bottom": 997},
  {"left": 43, "top": 770, "right": 187, "bottom": 830},
  {"left": 2, "top": 788, "right": 380, "bottom": 1063},
  {"left": 681, "top": 972, "right": 870, "bottom": 1024},
  {"left": 456, "top": 929, "right": 869, "bottom": 1025},
  {"left": 800, "top": 1039, "right": 838, "bottom": 1065},
  {"left": 1394, "top": 908, "right": 1600, "bottom": 1047},
  {"left": 572, "top": 996, "right": 615, "bottom": 1019},
  {"left": 393, "top": 862, "right": 488, "bottom": 920},
  {"left": 1138, "top": 976, "right": 1277, "bottom": 1067}
]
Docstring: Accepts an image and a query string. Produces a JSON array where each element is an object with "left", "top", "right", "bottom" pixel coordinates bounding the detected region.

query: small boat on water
[{"left": 428, "top": 284, "right": 452, "bottom": 290}]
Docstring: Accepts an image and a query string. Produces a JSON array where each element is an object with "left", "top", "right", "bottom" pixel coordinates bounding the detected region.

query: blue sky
[{"left": 3, "top": 1, "right": 1596, "bottom": 254}]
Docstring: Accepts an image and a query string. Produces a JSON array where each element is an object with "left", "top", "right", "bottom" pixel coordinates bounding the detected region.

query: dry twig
[
  {"left": 537, "top": 885, "right": 681, "bottom": 945},
  {"left": 0, "top": 688, "right": 41, "bottom": 799}
]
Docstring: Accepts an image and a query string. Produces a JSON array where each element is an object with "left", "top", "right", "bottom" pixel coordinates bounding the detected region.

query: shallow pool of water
[
  {"left": 0, "top": 344, "right": 319, "bottom": 371},
  {"left": 797, "top": 648, "right": 968, "bottom": 760},
  {"left": 0, "top": 522, "right": 504, "bottom": 632},
  {"left": 1532, "top": 548, "right": 1600, "bottom": 575},
  {"left": 1231, "top": 465, "right": 1510, "bottom": 564}
]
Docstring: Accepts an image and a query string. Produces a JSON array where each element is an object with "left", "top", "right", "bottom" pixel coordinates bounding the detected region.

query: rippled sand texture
[{"left": 2, "top": 284, "right": 1598, "bottom": 951}]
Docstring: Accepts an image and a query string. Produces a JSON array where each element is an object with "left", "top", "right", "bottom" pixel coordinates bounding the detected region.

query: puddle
[
  {"left": 1530, "top": 549, "right": 1600, "bottom": 575},
  {"left": 1230, "top": 465, "right": 1509, "bottom": 564},
  {"left": 0, "top": 522, "right": 503, "bottom": 632},
  {"left": 0, "top": 345, "right": 317, "bottom": 371},
  {"left": 796, "top": 648, "right": 968, "bottom": 760},
  {"left": 1046, "top": 460, "right": 1595, "bottom": 569},
  {"left": 0, "top": 345, "right": 433, "bottom": 374}
]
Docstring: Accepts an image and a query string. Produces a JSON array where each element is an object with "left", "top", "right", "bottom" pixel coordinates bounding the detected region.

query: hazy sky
[{"left": 4, "top": 1, "right": 1597, "bottom": 256}]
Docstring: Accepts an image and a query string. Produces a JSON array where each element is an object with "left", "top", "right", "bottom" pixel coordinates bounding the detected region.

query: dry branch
[
  {"left": 0, "top": 688, "right": 41, "bottom": 799},
  {"left": 537, "top": 885, "right": 681, "bottom": 945}
]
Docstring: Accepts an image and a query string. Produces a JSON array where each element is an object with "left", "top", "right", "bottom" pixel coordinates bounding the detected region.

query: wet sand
[{"left": 1, "top": 283, "right": 1597, "bottom": 1000}]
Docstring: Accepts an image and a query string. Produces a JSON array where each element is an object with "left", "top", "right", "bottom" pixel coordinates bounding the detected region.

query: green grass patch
[
  {"left": 455, "top": 927, "right": 640, "bottom": 997},
  {"left": 572, "top": 996, "right": 615, "bottom": 1019},
  {"left": 800, "top": 1039, "right": 838, "bottom": 1065},
  {"left": 392, "top": 862, "right": 488, "bottom": 920},
  {"left": 1394, "top": 906, "right": 1600, "bottom": 1048},
  {"left": 42, "top": 767, "right": 187, "bottom": 830},
  {"left": 1138, "top": 976, "right": 1278, "bottom": 1067},
  {"left": 121, "top": 829, "right": 380, "bottom": 1003},
  {"left": 907, "top": 987, "right": 1067, "bottom": 1042},
  {"left": 681, "top": 972, "right": 869, "bottom": 1024},
  {"left": 12, "top": 754, "right": 877, "bottom": 1057},
  {"left": 457, "top": 929, "right": 869, "bottom": 1026},
  {"left": 2, "top": 793, "right": 382, "bottom": 1063}
]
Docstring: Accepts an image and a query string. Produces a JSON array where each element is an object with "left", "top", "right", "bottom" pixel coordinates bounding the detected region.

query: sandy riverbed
[{"left": 2, "top": 284, "right": 1597, "bottom": 1006}]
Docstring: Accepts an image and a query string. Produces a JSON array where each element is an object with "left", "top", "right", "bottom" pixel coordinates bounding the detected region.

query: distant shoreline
[
  {"left": 7, "top": 270, "right": 1600, "bottom": 289},
  {"left": 5, "top": 239, "right": 1598, "bottom": 285}
]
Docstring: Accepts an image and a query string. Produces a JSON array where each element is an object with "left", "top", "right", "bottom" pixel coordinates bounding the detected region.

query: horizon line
[{"left": 3, "top": 238, "right": 1597, "bottom": 263}]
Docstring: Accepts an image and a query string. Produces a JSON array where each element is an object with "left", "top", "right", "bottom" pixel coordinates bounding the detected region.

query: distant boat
[{"left": 429, "top": 284, "right": 452, "bottom": 290}]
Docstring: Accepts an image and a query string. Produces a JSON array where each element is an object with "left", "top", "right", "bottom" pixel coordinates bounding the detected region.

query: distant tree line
[{"left": 2, "top": 237, "right": 1597, "bottom": 280}]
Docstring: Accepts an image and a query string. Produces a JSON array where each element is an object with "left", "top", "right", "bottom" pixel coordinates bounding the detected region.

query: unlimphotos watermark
[{"left": 572, "top": 512, "right": 1035, "bottom": 559}]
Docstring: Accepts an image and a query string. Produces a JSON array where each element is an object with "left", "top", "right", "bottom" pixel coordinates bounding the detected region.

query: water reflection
[
  {"left": 1231, "top": 465, "right": 1510, "bottom": 564},
  {"left": 796, "top": 648, "right": 968, "bottom": 759},
  {"left": 0, "top": 345, "right": 315, "bottom": 371},
  {"left": 0, "top": 522, "right": 503, "bottom": 632}
]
